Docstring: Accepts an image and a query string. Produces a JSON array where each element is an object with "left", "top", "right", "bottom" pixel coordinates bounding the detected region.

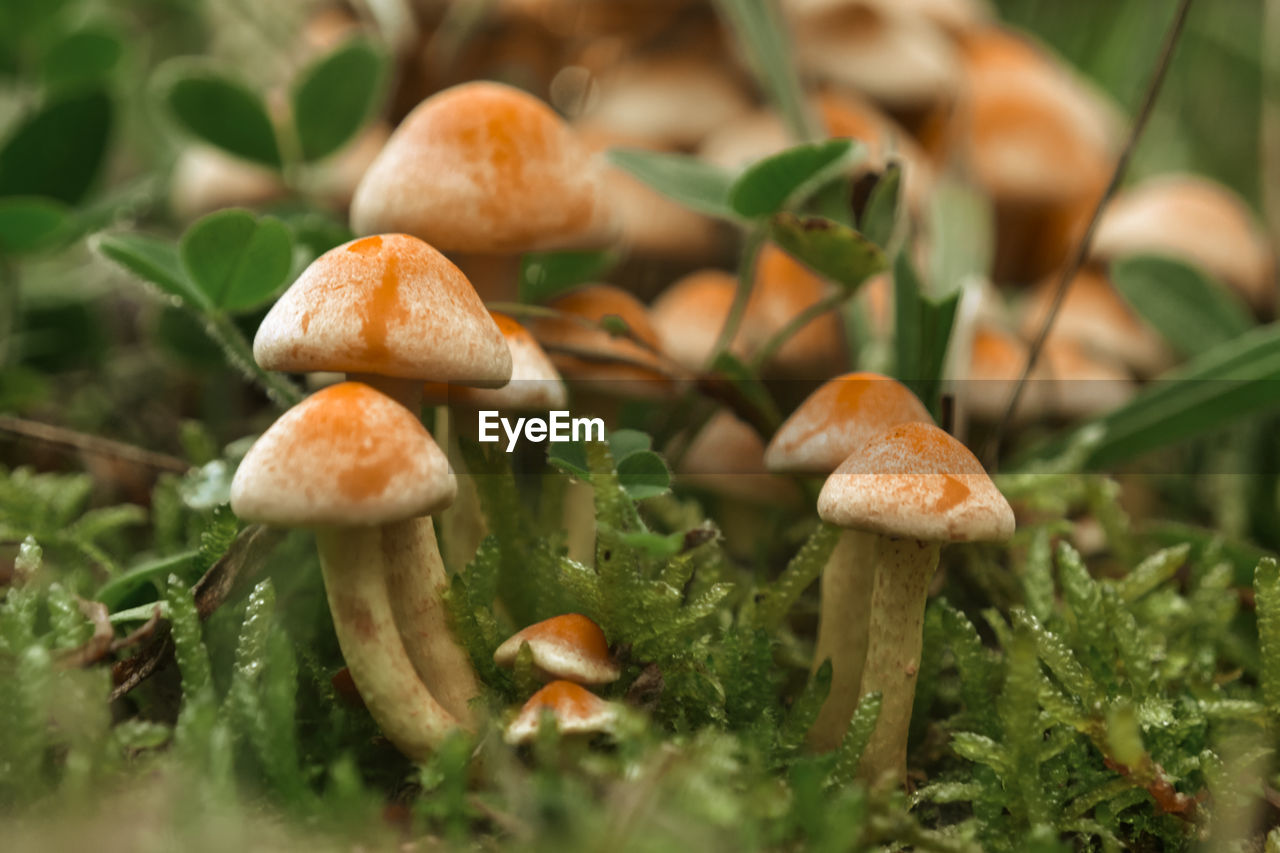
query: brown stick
[{"left": 0, "top": 415, "right": 189, "bottom": 474}]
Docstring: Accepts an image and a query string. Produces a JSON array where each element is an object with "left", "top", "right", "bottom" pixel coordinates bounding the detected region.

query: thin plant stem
[
  {"left": 708, "top": 225, "right": 767, "bottom": 369},
  {"left": 0, "top": 414, "right": 190, "bottom": 473},
  {"left": 982, "top": 0, "right": 1196, "bottom": 467},
  {"left": 750, "top": 290, "right": 848, "bottom": 372},
  {"left": 204, "top": 311, "right": 305, "bottom": 408}
]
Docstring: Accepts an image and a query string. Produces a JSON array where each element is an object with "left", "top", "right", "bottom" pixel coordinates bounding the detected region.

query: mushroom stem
[
  {"left": 806, "top": 528, "right": 879, "bottom": 751},
  {"left": 856, "top": 536, "right": 941, "bottom": 785},
  {"left": 349, "top": 373, "right": 423, "bottom": 412},
  {"left": 315, "top": 526, "right": 464, "bottom": 759},
  {"left": 563, "top": 478, "right": 596, "bottom": 565},
  {"left": 380, "top": 516, "right": 481, "bottom": 724}
]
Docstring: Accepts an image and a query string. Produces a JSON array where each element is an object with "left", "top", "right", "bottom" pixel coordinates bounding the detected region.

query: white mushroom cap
[
  {"left": 504, "top": 680, "right": 620, "bottom": 745},
  {"left": 351, "top": 81, "right": 618, "bottom": 253},
  {"left": 230, "top": 382, "right": 456, "bottom": 527},
  {"left": 254, "top": 233, "right": 512, "bottom": 387},
  {"left": 676, "top": 410, "right": 802, "bottom": 505},
  {"left": 493, "top": 613, "right": 620, "bottom": 685},
  {"left": 818, "top": 421, "right": 1013, "bottom": 542},
  {"left": 1092, "top": 173, "right": 1276, "bottom": 311}
]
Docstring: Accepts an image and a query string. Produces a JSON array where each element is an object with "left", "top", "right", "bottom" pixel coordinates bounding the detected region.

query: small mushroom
[
  {"left": 1091, "top": 173, "right": 1276, "bottom": 313},
  {"left": 504, "top": 680, "right": 620, "bottom": 745},
  {"left": 493, "top": 613, "right": 621, "bottom": 685},
  {"left": 230, "top": 382, "right": 462, "bottom": 759},
  {"left": 818, "top": 421, "right": 1013, "bottom": 783},
  {"left": 764, "top": 373, "right": 932, "bottom": 751}
]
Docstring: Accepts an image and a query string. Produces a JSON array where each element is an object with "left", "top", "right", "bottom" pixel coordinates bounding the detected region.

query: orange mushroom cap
[
  {"left": 504, "top": 680, "right": 619, "bottom": 745},
  {"left": 531, "top": 284, "right": 673, "bottom": 395},
  {"left": 749, "top": 244, "right": 846, "bottom": 378},
  {"left": 676, "top": 411, "right": 802, "bottom": 506},
  {"left": 230, "top": 382, "right": 455, "bottom": 527},
  {"left": 766, "top": 372, "right": 933, "bottom": 474},
  {"left": 351, "top": 81, "right": 618, "bottom": 253},
  {"left": 493, "top": 613, "right": 620, "bottom": 685},
  {"left": 650, "top": 270, "right": 743, "bottom": 370},
  {"left": 818, "top": 421, "right": 1013, "bottom": 542},
  {"left": 254, "top": 233, "right": 512, "bottom": 387}
]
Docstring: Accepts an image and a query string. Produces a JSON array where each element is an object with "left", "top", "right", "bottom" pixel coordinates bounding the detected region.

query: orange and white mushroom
[
  {"left": 504, "top": 680, "right": 620, "bottom": 745},
  {"left": 493, "top": 613, "right": 621, "bottom": 685},
  {"left": 818, "top": 422, "right": 1013, "bottom": 783},
  {"left": 230, "top": 382, "right": 462, "bottom": 759}
]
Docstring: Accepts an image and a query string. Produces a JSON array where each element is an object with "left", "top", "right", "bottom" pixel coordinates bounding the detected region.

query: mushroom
[
  {"left": 1091, "top": 173, "right": 1277, "bottom": 313},
  {"left": 1017, "top": 266, "right": 1173, "bottom": 378},
  {"left": 647, "top": 248, "right": 846, "bottom": 380},
  {"left": 350, "top": 80, "right": 619, "bottom": 301},
  {"left": 530, "top": 284, "right": 679, "bottom": 564},
  {"left": 426, "top": 311, "right": 568, "bottom": 572},
  {"left": 504, "top": 680, "right": 620, "bottom": 745},
  {"left": 957, "top": 27, "right": 1122, "bottom": 282},
  {"left": 253, "top": 233, "right": 512, "bottom": 722},
  {"left": 763, "top": 373, "right": 932, "bottom": 751},
  {"left": 818, "top": 421, "right": 1013, "bottom": 783},
  {"left": 493, "top": 613, "right": 621, "bottom": 685},
  {"left": 230, "top": 382, "right": 462, "bottom": 759}
]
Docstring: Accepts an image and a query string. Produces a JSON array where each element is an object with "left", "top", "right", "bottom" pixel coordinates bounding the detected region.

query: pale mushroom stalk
[
  {"left": 315, "top": 526, "right": 466, "bottom": 755},
  {"left": 806, "top": 528, "right": 879, "bottom": 750},
  {"left": 563, "top": 479, "right": 597, "bottom": 564},
  {"left": 853, "top": 535, "right": 941, "bottom": 779}
]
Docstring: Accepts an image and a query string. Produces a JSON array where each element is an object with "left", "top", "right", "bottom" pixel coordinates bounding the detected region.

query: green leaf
[
  {"left": 893, "top": 252, "right": 958, "bottom": 417},
  {"left": 927, "top": 177, "right": 993, "bottom": 293},
  {"left": 767, "top": 212, "right": 886, "bottom": 292},
  {"left": 607, "top": 429, "right": 652, "bottom": 461},
  {"left": 616, "top": 450, "right": 671, "bottom": 499},
  {"left": 41, "top": 25, "right": 124, "bottom": 91},
  {"left": 0, "top": 197, "right": 72, "bottom": 254},
  {"left": 827, "top": 692, "right": 882, "bottom": 786},
  {"left": 547, "top": 440, "right": 590, "bottom": 480},
  {"left": 520, "top": 249, "right": 618, "bottom": 304},
  {"left": 161, "top": 64, "right": 282, "bottom": 169},
  {"left": 291, "top": 38, "right": 387, "bottom": 162},
  {"left": 0, "top": 88, "right": 112, "bottom": 204},
  {"left": 857, "top": 163, "right": 901, "bottom": 248},
  {"left": 607, "top": 148, "right": 737, "bottom": 220},
  {"left": 728, "top": 139, "right": 858, "bottom": 218},
  {"left": 180, "top": 209, "right": 293, "bottom": 311},
  {"left": 92, "top": 231, "right": 207, "bottom": 308},
  {"left": 1014, "top": 324, "right": 1280, "bottom": 470},
  {"left": 1111, "top": 254, "right": 1253, "bottom": 358}
]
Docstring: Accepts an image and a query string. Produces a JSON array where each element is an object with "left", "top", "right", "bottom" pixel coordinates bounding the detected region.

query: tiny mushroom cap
[
  {"left": 766, "top": 372, "right": 933, "bottom": 474},
  {"left": 1041, "top": 337, "right": 1135, "bottom": 419},
  {"left": 350, "top": 81, "right": 618, "bottom": 253},
  {"left": 962, "top": 326, "right": 1052, "bottom": 423},
  {"left": 493, "top": 613, "right": 621, "bottom": 685},
  {"left": 819, "top": 421, "right": 1014, "bottom": 543},
  {"left": 230, "top": 382, "right": 455, "bottom": 527},
  {"left": 254, "top": 233, "right": 512, "bottom": 387},
  {"left": 434, "top": 312, "right": 568, "bottom": 411},
  {"left": 531, "top": 284, "right": 674, "bottom": 396},
  {"left": 1091, "top": 174, "right": 1277, "bottom": 311},
  {"left": 504, "top": 680, "right": 620, "bottom": 745}
]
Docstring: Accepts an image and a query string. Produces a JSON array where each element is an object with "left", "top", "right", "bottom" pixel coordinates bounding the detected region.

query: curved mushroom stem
[
  {"left": 563, "top": 478, "right": 596, "bottom": 565},
  {"left": 857, "top": 536, "right": 941, "bottom": 785},
  {"left": 315, "top": 526, "right": 464, "bottom": 760},
  {"left": 806, "top": 528, "right": 879, "bottom": 751},
  {"left": 380, "top": 517, "right": 480, "bottom": 724}
]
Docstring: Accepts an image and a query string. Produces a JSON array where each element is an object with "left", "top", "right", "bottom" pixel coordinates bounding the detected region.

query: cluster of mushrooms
[{"left": 211, "top": 0, "right": 1273, "bottom": 787}]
